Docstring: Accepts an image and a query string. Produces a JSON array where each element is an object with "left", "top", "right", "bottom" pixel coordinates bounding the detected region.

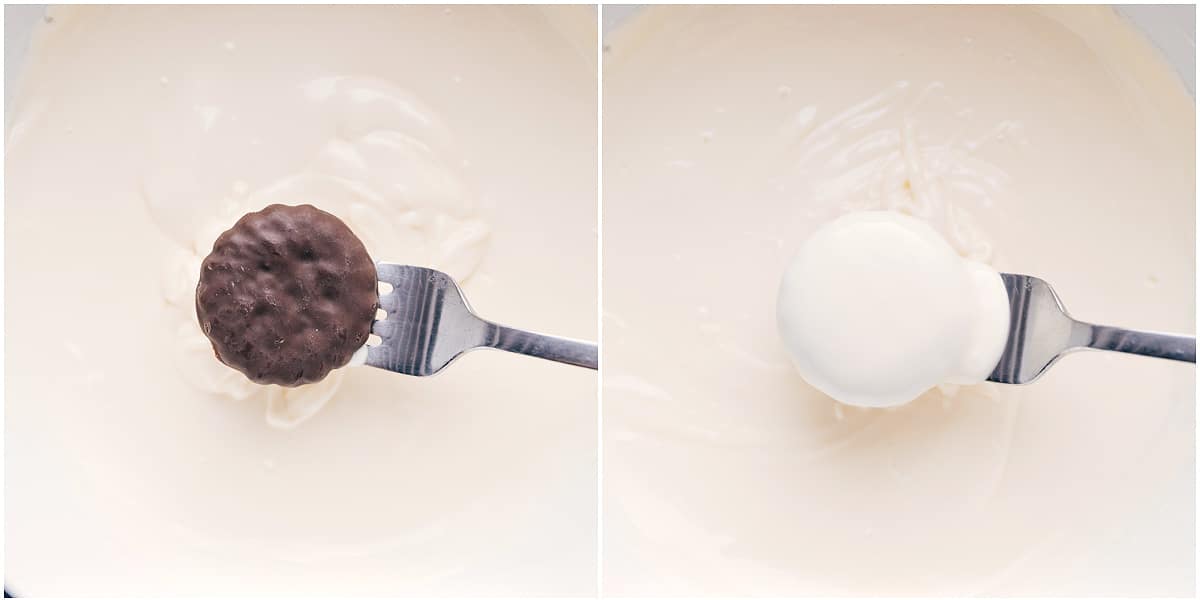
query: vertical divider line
[
  {"left": 0, "top": 7, "right": 8, "bottom": 595},
  {"left": 595, "top": 3, "right": 605, "bottom": 598}
]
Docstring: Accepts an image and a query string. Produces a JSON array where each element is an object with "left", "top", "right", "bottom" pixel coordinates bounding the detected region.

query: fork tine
[
  {"left": 378, "top": 290, "right": 405, "bottom": 313},
  {"left": 371, "top": 318, "right": 399, "bottom": 338},
  {"left": 374, "top": 262, "right": 411, "bottom": 286}
]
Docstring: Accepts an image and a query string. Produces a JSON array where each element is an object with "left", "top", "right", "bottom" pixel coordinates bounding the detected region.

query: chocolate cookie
[{"left": 196, "top": 204, "right": 378, "bottom": 386}]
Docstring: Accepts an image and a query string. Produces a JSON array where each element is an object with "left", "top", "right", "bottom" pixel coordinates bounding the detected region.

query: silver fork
[
  {"left": 988, "top": 273, "right": 1195, "bottom": 384},
  {"left": 366, "top": 263, "right": 598, "bottom": 376}
]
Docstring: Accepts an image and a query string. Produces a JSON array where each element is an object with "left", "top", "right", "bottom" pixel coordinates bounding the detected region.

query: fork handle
[
  {"left": 483, "top": 323, "right": 598, "bottom": 370},
  {"left": 1080, "top": 323, "right": 1196, "bottom": 363}
]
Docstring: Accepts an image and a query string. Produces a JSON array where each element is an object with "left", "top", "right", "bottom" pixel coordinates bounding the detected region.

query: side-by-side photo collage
[{"left": 4, "top": 4, "right": 1196, "bottom": 597}]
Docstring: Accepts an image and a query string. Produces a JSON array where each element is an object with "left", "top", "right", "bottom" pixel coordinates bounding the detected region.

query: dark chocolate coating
[{"left": 195, "top": 204, "right": 377, "bottom": 386}]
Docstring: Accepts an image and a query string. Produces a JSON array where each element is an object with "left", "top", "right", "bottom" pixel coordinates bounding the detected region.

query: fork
[
  {"left": 365, "top": 263, "right": 598, "bottom": 376},
  {"left": 988, "top": 273, "right": 1195, "bottom": 384}
]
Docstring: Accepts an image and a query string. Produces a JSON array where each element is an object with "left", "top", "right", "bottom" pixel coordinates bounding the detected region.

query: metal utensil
[
  {"left": 988, "top": 273, "right": 1195, "bottom": 384},
  {"left": 366, "top": 263, "right": 597, "bottom": 376}
]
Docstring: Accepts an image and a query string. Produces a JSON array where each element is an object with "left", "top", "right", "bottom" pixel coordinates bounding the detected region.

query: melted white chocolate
[
  {"left": 604, "top": 5, "right": 1194, "bottom": 595},
  {"left": 777, "top": 211, "right": 1010, "bottom": 408},
  {"left": 7, "top": 5, "right": 597, "bottom": 595}
]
